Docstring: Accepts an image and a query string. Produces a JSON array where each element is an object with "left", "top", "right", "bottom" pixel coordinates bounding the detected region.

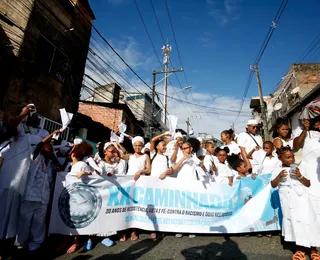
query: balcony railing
[{"left": 39, "top": 116, "right": 70, "bottom": 140}]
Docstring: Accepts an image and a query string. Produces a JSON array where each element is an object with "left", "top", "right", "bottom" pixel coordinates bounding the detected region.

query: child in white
[
  {"left": 150, "top": 132, "right": 173, "bottom": 179},
  {"left": 251, "top": 141, "right": 281, "bottom": 176},
  {"left": 203, "top": 142, "right": 217, "bottom": 181},
  {"left": 173, "top": 141, "right": 200, "bottom": 181},
  {"left": 227, "top": 154, "right": 251, "bottom": 181},
  {"left": 271, "top": 146, "right": 320, "bottom": 259},
  {"left": 17, "top": 129, "right": 60, "bottom": 251},
  {"left": 97, "top": 142, "right": 119, "bottom": 176},
  {"left": 220, "top": 129, "right": 241, "bottom": 156},
  {"left": 122, "top": 136, "right": 151, "bottom": 181},
  {"left": 214, "top": 147, "right": 233, "bottom": 185}
]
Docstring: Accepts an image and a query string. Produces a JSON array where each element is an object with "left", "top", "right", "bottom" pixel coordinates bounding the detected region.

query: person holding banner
[
  {"left": 271, "top": 146, "right": 320, "bottom": 260},
  {"left": 97, "top": 142, "right": 120, "bottom": 176},
  {"left": 120, "top": 136, "right": 151, "bottom": 241},
  {"left": 61, "top": 142, "right": 94, "bottom": 254}
]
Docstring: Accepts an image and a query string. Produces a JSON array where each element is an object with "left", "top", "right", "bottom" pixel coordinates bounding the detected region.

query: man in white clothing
[{"left": 237, "top": 119, "right": 263, "bottom": 171}]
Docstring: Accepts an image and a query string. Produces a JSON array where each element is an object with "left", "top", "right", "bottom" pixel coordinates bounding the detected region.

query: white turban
[
  {"left": 247, "top": 119, "right": 258, "bottom": 125},
  {"left": 174, "top": 132, "right": 183, "bottom": 140},
  {"left": 132, "top": 136, "right": 144, "bottom": 146},
  {"left": 197, "top": 137, "right": 203, "bottom": 143},
  {"left": 103, "top": 142, "right": 114, "bottom": 150},
  {"left": 73, "top": 138, "right": 83, "bottom": 145},
  {"left": 142, "top": 142, "right": 150, "bottom": 153}
]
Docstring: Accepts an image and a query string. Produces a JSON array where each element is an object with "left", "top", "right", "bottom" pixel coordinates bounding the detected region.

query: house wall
[{"left": 0, "top": 0, "right": 93, "bottom": 121}]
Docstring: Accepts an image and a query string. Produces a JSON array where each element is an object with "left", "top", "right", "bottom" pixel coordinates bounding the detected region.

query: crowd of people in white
[{"left": 0, "top": 102, "right": 320, "bottom": 259}]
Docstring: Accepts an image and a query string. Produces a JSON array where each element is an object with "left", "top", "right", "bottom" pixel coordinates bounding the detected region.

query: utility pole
[
  {"left": 186, "top": 117, "right": 190, "bottom": 135},
  {"left": 162, "top": 44, "right": 171, "bottom": 125},
  {"left": 251, "top": 64, "right": 269, "bottom": 141}
]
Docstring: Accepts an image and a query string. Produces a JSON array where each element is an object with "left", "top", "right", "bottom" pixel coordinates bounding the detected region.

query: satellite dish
[
  {"left": 274, "top": 103, "right": 283, "bottom": 111},
  {"left": 291, "top": 87, "right": 300, "bottom": 94}
]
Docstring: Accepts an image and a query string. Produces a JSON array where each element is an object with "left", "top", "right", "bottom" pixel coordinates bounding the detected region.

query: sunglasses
[
  {"left": 182, "top": 146, "right": 191, "bottom": 150},
  {"left": 249, "top": 125, "right": 257, "bottom": 129}
]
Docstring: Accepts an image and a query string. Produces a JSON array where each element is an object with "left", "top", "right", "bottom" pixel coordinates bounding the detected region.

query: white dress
[
  {"left": 98, "top": 160, "right": 118, "bottom": 176},
  {"left": 214, "top": 161, "right": 233, "bottom": 184},
  {"left": 176, "top": 155, "right": 199, "bottom": 181},
  {"left": 222, "top": 141, "right": 241, "bottom": 155},
  {"left": 150, "top": 151, "right": 171, "bottom": 178},
  {"left": 127, "top": 154, "right": 147, "bottom": 176},
  {"left": 272, "top": 167, "right": 320, "bottom": 247},
  {"left": 0, "top": 124, "right": 37, "bottom": 239},
  {"left": 65, "top": 161, "right": 91, "bottom": 185},
  {"left": 298, "top": 130, "right": 320, "bottom": 224}
]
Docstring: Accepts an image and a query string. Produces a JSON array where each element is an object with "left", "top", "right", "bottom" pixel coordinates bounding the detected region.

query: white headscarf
[
  {"left": 73, "top": 138, "right": 83, "bottom": 145},
  {"left": 132, "top": 136, "right": 144, "bottom": 146},
  {"left": 174, "top": 132, "right": 183, "bottom": 140},
  {"left": 103, "top": 142, "right": 114, "bottom": 150}
]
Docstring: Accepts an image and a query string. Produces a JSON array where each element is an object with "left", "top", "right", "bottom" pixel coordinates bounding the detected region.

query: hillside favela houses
[
  {"left": 0, "top": 0, "right": 95, "bottom": 139},
  {"left": 250, "top": 63, "right": 320, "bottom": 138}
]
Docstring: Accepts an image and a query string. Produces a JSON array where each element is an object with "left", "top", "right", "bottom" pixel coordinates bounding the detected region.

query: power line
[{"left": 234, "top": 0, "right": 288, "bottom": 122}]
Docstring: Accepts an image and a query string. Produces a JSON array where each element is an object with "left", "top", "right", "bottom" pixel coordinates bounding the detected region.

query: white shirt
[
  {"left": 222, "top": 141, "right": 241, "bottom": 155},
  {"left": 215, "top": 161, "right": 233, "bottom": 183},
  {"left": 66, "top": 161, "right": 91, "bottom": 185},
  {"left": 252, "top": 149, "right": 282, "bottom": 175},
  {"left": 127, "top": 154, "right": 147, "bottom": 176},
  {"left": 237, "top": 132, "right": 263, "bottom": 154},
  {"left": 150, "top": 151, "right": 172, "bottom": 177},
  {"left": 23, "top": 154, "right": 54, "bottom": 204},
  {"left": 98, "top": 160, "right": 118, "bottom": 176},
  {"left": 116, "top": 159, "right": 127, "bottom": 175},
  {"left": 203, "top": 154, "right": 216, "bottom": 173},
  {"left": 176, "top": 155, "right": 200, "bottom": 181}
]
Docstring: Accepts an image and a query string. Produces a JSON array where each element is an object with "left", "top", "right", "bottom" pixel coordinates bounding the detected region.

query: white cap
[
  {"left": 73, "top": 138, "right": 83, "bottom": 145},
  {"left": 132, "top": 136, "right": 145, "bottom": 146},
  {"left": 174, "top": 132, "right": 183, "bottom": 139},
  {"left": 247, "top": 119, "right": 258, "bottom": 125}
]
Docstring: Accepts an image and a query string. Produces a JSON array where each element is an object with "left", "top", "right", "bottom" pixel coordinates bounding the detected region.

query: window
[{"left": 35, "top": 35, "right": 68, "bottom": 83}]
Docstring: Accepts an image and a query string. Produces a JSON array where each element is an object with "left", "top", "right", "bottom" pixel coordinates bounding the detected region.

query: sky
[{"left": 85, "top": 0, "right": 320, "bottom": 137}]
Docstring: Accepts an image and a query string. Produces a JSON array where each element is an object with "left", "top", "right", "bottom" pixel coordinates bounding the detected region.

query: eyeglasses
[
  {"left": 107, "top": 150, "right": 118, "bottom": 154},
  {"left": 182, "top": 146, "right": 191, "bottom": 150}
]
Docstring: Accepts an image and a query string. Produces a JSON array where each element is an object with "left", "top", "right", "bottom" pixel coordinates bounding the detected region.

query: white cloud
[{"left": 207, "top": 0, "right": 242, "bottom": 26}]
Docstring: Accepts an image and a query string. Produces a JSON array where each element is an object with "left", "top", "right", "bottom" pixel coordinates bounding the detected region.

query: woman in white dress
[
  {"left": 293, "top": 118, "right": 320, "bottom": 232},
  {"left": 272, "top": 118, "right": 293, "bottom": 149},
  {"left": 220, "top": 129, "right": 241, "bottom": 156},
  {"left": 120, "top": 136, "right": 151, "bottom": 242},
  {"left": 271, "top": 146, "right": 320, "bottom": 260}
]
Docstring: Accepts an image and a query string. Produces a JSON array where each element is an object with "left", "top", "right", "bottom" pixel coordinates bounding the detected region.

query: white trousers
[{"left": 16, "top": 201, "right": 48, "bottom": 251}]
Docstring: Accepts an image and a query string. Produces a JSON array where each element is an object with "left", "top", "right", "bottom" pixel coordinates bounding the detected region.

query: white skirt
[
  {"left": 279, "top": 187, "right": 320, "bottom": 247},
  {"left": 0, "top": 188, "right": 22, "bottom": 239}
]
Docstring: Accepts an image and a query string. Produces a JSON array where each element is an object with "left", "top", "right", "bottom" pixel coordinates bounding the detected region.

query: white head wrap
[
  {"left": 174, "top": 132, "right": 183, "bottom": 140},
  {"left": 197, "top": 137, "right": 203, "bottom": 143},
  {"left": 103, "top": 142, "right": 114, "bottom": 150},
  {"left": 132, "top": 136, "right": 144, "bottom": 146},
  {"left": 73, "top": 138, "right": 83, "bottom": 145},
  {"left": 142, "top": 142, "right": 150, "bottom": 153},
  {"left": 247, "top": 119, "right": 258, "bottom": 125}
]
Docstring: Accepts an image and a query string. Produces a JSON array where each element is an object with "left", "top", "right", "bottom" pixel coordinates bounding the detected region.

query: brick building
[
  {"left": 0, "top": 0, "right": 94, "bottom": 122},
  {"left": 78, "top": 101, "right": 145, "bottom": 138}
]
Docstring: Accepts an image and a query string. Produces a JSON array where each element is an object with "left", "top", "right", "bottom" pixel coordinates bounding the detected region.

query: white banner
[{"left": 49, "top": 173, "right": 281, "bottom": 235}]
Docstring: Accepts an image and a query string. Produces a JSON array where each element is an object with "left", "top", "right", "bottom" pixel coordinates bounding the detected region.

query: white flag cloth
[
  {"left": 110, "top": 131, "right": 120, "bottom": 143},
  {"left": 168, "top": 115, "right": 178, "bottom": 139},
  {"left": 53, "top": 108, "right": 73, "bottom": 140}
]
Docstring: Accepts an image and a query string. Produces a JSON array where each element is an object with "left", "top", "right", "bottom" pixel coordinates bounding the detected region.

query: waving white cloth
[
  {"left": 168, "top": 115, "right": 178, "bottom": 139},
  {"left": 53, "top": 108, "right": 73, "bottom": 140}
]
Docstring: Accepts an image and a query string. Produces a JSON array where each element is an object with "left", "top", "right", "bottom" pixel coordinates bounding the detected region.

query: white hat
[
  {"left": 142, "top": 142, "right": 151, "bottom": 153},
  {"left": 73, "top": 138, "right": 83, "bottom": 145},
  {"left": 103, "top": 142, "right": 114, "bottom": 150},
  {"left": 174, "top": 132, "right": 183, "bottom": 139},
  {"left": 132, "top": 136, "right": 144, "bottom": 146},
  {"left": 247, "top": 119, "right": 258, "bottom": 125},
  {"left": 197, "top": 137, "right": 203, "bottom": 143}
]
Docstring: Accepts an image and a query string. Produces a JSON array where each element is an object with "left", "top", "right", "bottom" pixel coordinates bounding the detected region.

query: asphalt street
[{"left": 52, "top": 232, "right": 301, "bottom": 260}]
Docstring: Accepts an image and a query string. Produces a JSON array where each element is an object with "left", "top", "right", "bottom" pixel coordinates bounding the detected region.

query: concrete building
[
  {"left": 0, "top": 0, "right": 94, "bottom": 123},
  {"left": 250, "top": 63, "right": 320, "bottom": 138}
]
